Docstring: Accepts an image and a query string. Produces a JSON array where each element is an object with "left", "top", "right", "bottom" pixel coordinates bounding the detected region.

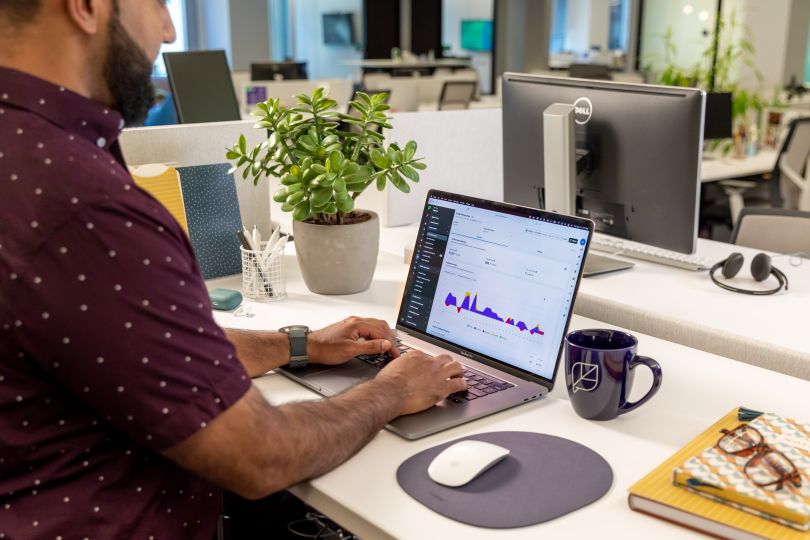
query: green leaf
[
  {"left": 239, "top": 134, "right": 246, "bottom": 154},
  {"left": 390, "top": 172, "right": 410, "bottom": 193},
  {"left": 225, "top": 150, "right": 240, "bottom": 160},
  {"left": 281, "top": 202, "right": 295, "bottom": 212},
  {"left": 286, "top": 191, "right": 305, "bottom": 206},
  {"left": 281, "top": 173, "right": 298, "bottom": 186},
  {"left": 310, "top": 187, "right": 333, "bottom": 207},
  {"left": 242, "top": 166, "right": 251, "bottom": 180},
  {"left": 273, "top": 188, "right": 289, "bottom": 203},
  {"left": 370, "top": 149, "right": 390, "bottom": 169},
  {"left": 336, "top": 197, "right": 354, "bottom": 213},
  {"left": 376, "top": 175, "right": 387, "bottom": 191},
  {"left": 293, "top": 201, "right": 311, "bottom": 221},
  {"left": 333, "top": 178, "right": 347, "bottom": 194},
  {"left": 329, "top": 151, "right": 343, "bottom": 172},
  {"left": 403, "top": 141, "right": 417, "bottom": 161},
  {"left": 400, "top": 165, "right": 419, "bottom": 182},
  {"left": 286, "top": 183, "right": 303, "bottom": 193},
  {"left": 411, "top": 161, "right": 427, "bottom": 170},
  {"left": 324, "top": 203, "right": 338, "bottom": 214}
]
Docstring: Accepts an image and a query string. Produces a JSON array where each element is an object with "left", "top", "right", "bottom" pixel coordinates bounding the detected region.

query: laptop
[{"left": 280, "top": 190, "right": 594, "bottom": 439}]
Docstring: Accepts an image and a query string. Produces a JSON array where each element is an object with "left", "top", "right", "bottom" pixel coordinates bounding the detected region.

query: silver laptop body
[{"left": 280, "top": 190, "right": 594, "bottom": 439}]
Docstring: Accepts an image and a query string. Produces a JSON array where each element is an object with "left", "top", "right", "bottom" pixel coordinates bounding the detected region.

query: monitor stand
[
  {"left": 542, "top": 104, "right": 634, "bottom": 278},
  {"left": 583, "top": 252, "right": 634, "bottom": 277}
]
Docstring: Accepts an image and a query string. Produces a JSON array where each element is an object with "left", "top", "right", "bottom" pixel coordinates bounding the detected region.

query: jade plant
[{"left": 226, "top": 88, "right": 426, "bottom": 225}]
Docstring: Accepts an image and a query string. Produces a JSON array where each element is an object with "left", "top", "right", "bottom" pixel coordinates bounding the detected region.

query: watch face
[{"left": 280, "top": 325, "right": 309, "bottom": 333}]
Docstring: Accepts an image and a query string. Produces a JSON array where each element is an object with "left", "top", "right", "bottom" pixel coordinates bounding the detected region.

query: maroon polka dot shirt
[{"left": 0, "top": 67, "right": 251, "bottom": 538}]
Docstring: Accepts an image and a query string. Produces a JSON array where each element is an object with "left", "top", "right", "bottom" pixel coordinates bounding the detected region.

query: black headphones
[{"left": 709, "top": 252, "right": 788, "bottom": 295}]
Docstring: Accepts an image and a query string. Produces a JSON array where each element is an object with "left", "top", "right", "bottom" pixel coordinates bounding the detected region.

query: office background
[{"left": 155, "top": 0, "right": 810, "bottom": 95}]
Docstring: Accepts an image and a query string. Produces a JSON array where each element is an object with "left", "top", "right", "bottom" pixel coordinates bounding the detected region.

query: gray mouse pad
[{"left": 396, "top": 431, "right": 613, "bottom": 528}]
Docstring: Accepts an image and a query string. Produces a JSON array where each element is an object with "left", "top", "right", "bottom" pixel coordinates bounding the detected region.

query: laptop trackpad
[{"left": 306, "top": 361, "right": 378, "bottom": 395}]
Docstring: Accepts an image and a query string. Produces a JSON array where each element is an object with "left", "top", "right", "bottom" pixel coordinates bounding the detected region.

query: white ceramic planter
[{"left": 292, "top": 211, "right": 380, "bottom": 295}]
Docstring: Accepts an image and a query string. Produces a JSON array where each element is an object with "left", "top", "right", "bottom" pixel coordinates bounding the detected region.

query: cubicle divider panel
[{"left": 357, "top": 108, "right": 503, "bottom": 227}]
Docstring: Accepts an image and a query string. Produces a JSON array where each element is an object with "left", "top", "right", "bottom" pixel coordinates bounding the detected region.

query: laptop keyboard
[{"left": 356, "top": 341, "right": 515, "bottom": 403}]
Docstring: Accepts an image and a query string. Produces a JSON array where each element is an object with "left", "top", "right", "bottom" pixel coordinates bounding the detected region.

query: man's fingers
[
  {"left": 438, "top": 357, "right": 464, "bottom": 377},
  {"left": 354, "top": 338, "right": 393, "bottom": 356},
  {"left": 445, "top": 377, "right": 469, "bottom": 394},
  {"left": 353, "top": 320, "right": 399, "bottom": 357}
]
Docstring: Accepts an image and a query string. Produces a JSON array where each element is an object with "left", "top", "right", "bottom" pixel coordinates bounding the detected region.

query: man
[{"left": 0, "top": 1, "right": 467, "bottom": 538}]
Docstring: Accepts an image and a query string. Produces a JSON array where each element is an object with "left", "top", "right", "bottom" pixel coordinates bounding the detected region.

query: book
[
  {"left": 674, "top": 412, "right": 810, "bottom": 530},
  {"left": 628, "top": 408, "right": 810, "bottom": 540}
]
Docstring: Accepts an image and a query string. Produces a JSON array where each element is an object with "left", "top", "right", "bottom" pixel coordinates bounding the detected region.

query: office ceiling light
[
  {"left": 683, "top": 4, "right": 694, "bottom": 15},
  {"left": 698, "top": 10, "right": 710, "bottom": 21}
]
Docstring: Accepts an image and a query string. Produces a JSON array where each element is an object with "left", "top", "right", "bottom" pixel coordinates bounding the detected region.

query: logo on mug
[{"left": 571, "top": 362, "right": 599, "bottom": 393}]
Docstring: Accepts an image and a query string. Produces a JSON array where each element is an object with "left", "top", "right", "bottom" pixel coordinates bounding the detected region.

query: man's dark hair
[{"left": 0, "top": 0, "right": 43, "bottom": 23}]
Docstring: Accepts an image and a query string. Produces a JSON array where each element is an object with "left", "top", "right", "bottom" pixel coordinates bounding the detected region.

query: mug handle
[{"left": 618, "top": 355, "right": 662, "bottom": 414}]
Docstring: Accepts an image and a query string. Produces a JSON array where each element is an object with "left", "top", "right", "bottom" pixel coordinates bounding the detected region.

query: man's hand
[
  {"left": 377, "top": 351, "right": 468, "bottom": 416},
  {"left": 307, "top": 316, "right": 399, "bottom": 366}
]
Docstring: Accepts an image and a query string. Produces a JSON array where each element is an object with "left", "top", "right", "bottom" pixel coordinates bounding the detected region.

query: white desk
[
  {"left": 700, "top": 150, "right": 778, "bottom": 182},
  {"left": 209, "top": 248, "right": 810, "bottom": 539},
  {"left": 340, "top": 225, "right": 810, "bottom": 381},
  {"left": 344, "top": 58, "right": 473, "bottom": 72}
]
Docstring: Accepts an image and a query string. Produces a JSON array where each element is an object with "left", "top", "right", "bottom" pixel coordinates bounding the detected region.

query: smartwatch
[{"left": 279, "top": 325, "right": 310, "bottom": 369}]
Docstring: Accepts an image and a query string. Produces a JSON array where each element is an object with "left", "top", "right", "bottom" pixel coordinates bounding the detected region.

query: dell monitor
[
  {"left": 163, "top": 50, "right": 241, "bottom": 124},
  {"left": 502, "top": 73, "right": 705, "bottom": 254},
  {"left": 250, "top": 61, "right": 308, "bottom": 81}
]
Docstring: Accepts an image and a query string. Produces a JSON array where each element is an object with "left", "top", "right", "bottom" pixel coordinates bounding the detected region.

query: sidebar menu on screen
[{"left": 399, "top": 204, "right": 455, "bottom": 330}]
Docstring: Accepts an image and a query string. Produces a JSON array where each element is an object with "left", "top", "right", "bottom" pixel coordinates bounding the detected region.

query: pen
[{"left": 237, "top": 229, "right": 273, "bottom": 296}]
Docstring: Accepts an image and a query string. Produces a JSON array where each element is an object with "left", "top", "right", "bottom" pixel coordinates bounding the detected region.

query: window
[
  {"left": 550, "top": 0, "right": 568, "bottom": 54},
  {"left": 152, "top": 0, "right": 187, "bottom": 77},
  {"left": 608, "top": 0, "right": 630, "bottom": 51}
]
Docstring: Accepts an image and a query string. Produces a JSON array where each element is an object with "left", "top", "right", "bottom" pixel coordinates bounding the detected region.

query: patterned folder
[{"left": 176, "top": 163, "right": 243, "bottom": 280}]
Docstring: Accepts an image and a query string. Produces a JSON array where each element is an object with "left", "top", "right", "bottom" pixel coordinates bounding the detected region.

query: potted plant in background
[{"left": 227, "top": 89, "right": 426, "bottom": 294}]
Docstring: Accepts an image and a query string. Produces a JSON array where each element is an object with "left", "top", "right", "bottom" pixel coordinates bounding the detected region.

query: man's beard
[{"left": 103, "top": 11, "right": 155, "bottom": 126}]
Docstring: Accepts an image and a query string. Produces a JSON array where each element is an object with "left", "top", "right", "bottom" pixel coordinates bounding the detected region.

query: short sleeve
[{"left": 11, "top": 197, "right": 251, "bottom": 451}]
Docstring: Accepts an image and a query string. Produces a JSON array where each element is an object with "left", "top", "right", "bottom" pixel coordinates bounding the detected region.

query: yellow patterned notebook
[
  {"left": 628, "top": 408, "right": 810, "bottom": 540},
  {"left": 674, "top": 413, "right": 810, "bottom": 530},
  {"left": 129, "top": 163, "right": 189, "bottom": 235}
]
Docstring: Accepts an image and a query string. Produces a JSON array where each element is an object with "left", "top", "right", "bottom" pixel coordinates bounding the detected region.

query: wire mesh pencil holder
[{"left": 240, "top": 243, "right": 287, "bottom": 302}]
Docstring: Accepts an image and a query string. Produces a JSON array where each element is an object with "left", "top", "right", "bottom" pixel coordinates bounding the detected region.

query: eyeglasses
[{"left": 716, "top": 424, "right": 802, "bottom": 491}]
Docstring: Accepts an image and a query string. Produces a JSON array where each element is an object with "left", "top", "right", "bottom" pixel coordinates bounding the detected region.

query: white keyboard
[{"left": 590, "top": 234, "right": 713, "bottom": 271}]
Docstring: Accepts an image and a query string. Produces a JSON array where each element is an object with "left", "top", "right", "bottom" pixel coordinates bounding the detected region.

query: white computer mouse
[{"left": 427, "top": 440, "right": 510, "bottom": 487}]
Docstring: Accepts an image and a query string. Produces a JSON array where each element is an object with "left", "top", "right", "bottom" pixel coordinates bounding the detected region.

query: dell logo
[
  {"left": 573, "top": 97, "right": 593, "bottom": 125},
  {"left": 460, "top": 350, "right": 474, "bottom": 359}
]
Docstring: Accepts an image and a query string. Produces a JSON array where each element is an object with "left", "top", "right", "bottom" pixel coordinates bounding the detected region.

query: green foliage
[
  {"left": 644, "top": 9, "right": 776, "bottom": 128},
  {"left": 226, "top": 88, "right": 425, "bottom": 224}
]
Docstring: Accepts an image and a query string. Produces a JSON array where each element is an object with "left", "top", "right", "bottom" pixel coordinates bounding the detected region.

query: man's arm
[
  {"left": 163, "top": 351, "right": 467, "bottom": 499},
  {"left": 225, "top": 317, "right": 401, "bottom": 377}
]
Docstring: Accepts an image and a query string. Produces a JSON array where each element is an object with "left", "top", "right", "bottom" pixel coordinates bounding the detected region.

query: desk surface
[
  {"left": 368, "top": 225, "right": 810, "bottom": 380},
  {"left": 209, "top": 249, "right": 810, "bottom": 539},
  {"left": 700, "top": 149, "right": 778, "bottom": 182}
]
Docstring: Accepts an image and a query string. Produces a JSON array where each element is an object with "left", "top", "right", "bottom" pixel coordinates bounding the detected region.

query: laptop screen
[{"left": 397, "top": 191, "right": 592, "bottom": 382}]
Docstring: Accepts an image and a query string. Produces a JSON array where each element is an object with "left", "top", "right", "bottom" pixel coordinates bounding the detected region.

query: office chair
[
  {"left": 438, "top": 81, "right": 477, "bottom": 111},
  {"left": 568, "top": 64, "right": 612, "bottom": 81},
  {"left": 731, "top": 207, "right": 810, "bottom": 254},
  {"left": 772, "top": 117, "right": 810, "bottom": 211}
]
